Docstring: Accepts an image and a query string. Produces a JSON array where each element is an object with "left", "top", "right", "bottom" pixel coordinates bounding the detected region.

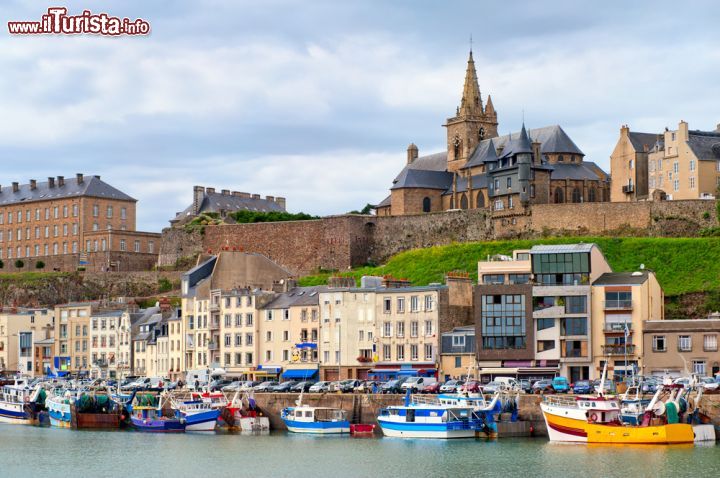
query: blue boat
[
  {"left": 174, "top": 401, "right": 221, "bottom": 432},
  {"left": 131, "top": 406, "right": 186, "bottom": 433},
  {"left": 0, "top": 380, "right": 40, "bottom": 425},
  {"left": 281, "top": 405, "right": 349, "bottom": 434}
]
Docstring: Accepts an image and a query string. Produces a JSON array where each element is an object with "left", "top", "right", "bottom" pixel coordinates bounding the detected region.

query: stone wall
[
  {"left": 157, "top": 199, "right": 717, "bottom": 277},
  {"left": 0, "top": 251, "right": 158, "bottom": 273}
]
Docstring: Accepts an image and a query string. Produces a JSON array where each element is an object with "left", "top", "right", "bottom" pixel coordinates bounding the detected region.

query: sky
[{"left": 1, "top": 0, "right": 719, "bottom": 232}]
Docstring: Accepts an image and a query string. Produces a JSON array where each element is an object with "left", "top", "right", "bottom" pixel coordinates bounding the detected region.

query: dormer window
[{"left": 558, "top": 155, "right": 564, "bottom": 162}]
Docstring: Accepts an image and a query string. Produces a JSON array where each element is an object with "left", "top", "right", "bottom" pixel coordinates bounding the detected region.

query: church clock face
[{"left": 478, "top": 127, "right": 485, "bottom": 140}]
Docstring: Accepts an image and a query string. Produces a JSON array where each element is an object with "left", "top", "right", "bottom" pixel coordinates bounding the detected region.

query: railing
[
  {"left": 604, "top": 300, "right": 632, "bottom": 310},
  {"left": 604, "top": 323, "right": 633, "bottom": 333},
  {"left": 543, "top": 395, "right": 578, "bottom": 408},
  {"left": 208, "top": 341, "right": 219, "bottom": 351},
  {"left": 602, "top": 344, "right": 635, "bottom": 355}
]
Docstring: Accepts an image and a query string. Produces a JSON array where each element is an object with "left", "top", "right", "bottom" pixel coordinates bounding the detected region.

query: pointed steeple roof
[
  {"left": 459, "top": 51, "right": 483, "bottom": 116},
  {"left": 485, "top": 95, "right": 495, "bottom": 115},
  {"left": 500, "top": 123, "right": 533, "bottom": 158}
]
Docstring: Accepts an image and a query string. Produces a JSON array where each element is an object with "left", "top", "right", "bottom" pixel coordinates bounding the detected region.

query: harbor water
[{"left": 1, "top": 425, "right": 719, "bottom": 477}]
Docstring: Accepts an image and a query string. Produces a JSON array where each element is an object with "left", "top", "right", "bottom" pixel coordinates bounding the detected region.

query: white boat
[
  {"left": 0, "top": 379, "right": 40, "bottom": 425},
  {"left": 281, "top": 405, "right": 350, "bottom": 434},
  {"left": 46, "top": 391, "right": 74, "bottom": 428}
]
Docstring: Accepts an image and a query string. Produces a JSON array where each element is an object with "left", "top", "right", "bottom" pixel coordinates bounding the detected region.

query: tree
[
  {"left": 14, "top": 259, "right": 24, "bottom": 269},
  {"left": 35, "top": 261, "right": 45, "bottom": 269},
  {"left": 348, "top": 203, "right": 375, "bottom": 215}
]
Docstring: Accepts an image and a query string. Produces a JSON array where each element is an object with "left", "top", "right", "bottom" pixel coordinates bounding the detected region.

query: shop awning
[
  {"left": 295, "top": 343, "right": 317, "bottom": 349},
  {"left": 257, "top": 366, "right": 281, "bottom": 373},
  {"left": 479, "top": 367, "right": 519, "bottom": 375},
  {"left": 282, "top": 369, "right": 319, "bottom": 379}
]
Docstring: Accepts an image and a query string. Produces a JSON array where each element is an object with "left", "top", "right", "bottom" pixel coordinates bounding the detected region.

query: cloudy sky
[{"left": 1, "top": 1, "right": 719, "bottom": 231}]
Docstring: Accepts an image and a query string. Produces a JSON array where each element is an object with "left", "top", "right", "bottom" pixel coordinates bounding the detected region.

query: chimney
[
  {"left": 48, "top": 177, "right": 55, "bottom": 188},
  {"left": 76, "top": 173, "right": 84, "bottom": 184},
  {"left": 251, "top": 194, "right": 260, "bottom": 199},
  {"left": 58, "top": 176, "right": 64, "bottom": 187},
  {"left": 221, "top": 189, "right": 230, "bottom": 195},
  {"left": 12, "top": 182, "right": 19, "bottom": 193},
  {"left": 192, "top": 186, "right": 205, "bottom": 215},
  {"left": 238, "top": 192, "right": 251, "bottom": 198},
  {"left": 30, "top": 179, "right": 37, "bottom": 190},
  {"left": 620, "top": 124, "right": 630, "bottom": 136},
  {"left": 407, "top": 143, "right": 419, "bottom": 164},
  {"left": 275, "top": 197, "right": 286, "bottom": 211},
  {"left": 206, "top": 187, "right": 215, "bottom": 194},
  {"left": 265, "top": 195, "right": 275, "bottom": 202},
  {"left": 678, "top": 120, "right": 689, "bottom": 141}
]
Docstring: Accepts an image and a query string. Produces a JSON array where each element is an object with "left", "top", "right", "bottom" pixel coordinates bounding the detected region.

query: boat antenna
[{"left": 598, "top": 361, "right": 608, "bottom": 398}]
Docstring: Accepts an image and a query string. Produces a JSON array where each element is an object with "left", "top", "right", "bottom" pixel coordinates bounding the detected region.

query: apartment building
[
  {"left": 259, "top": 287, "right": 324, "bottom": 381},
  {"left": 0, "top": 174, "right": 160, "bottom": 271},
  {"left": 167, "top": 311, "right": 183, "bottom": 382},
  {"left": 89, "top": 310, "right": 132, "bottom": 379},
  {"left": 54, "top": 302, "right": 95, "bottom": 375},
  {"left": 591, "top": 270, "right": 664, "bottom": 379},
  {"left": 439, "top": 326, "right": 476, "bottom": 380},
  {"left": 643, "top": 319, "right": 720, "bottom": 377},
  {"left": 0, "top": 308, "right": 54, "bottom": 375}
]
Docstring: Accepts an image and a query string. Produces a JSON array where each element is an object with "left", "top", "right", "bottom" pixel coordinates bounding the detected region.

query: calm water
[{"left": 1, "top": 425, "right": 719, "bottom": 477}]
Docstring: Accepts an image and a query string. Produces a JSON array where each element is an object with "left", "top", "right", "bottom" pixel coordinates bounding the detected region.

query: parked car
[
  {"left": 439, "top": 380, "right": 464, "bottom": 393},
  {"left": 592, "top": 380, "right": 616, "bottom": 394},
  {"left": 268, "top": 381, "right": 298, "bottom": 392},
  {"left": 337, "top": 379, "right": 362, "bottom": 393},
  {"left": 309, "top": 381, "right": 331, "bottom": 393},
  {"left": 381, "top": 377, "right": 409, "bottom": 394},
  {"left": 208, "top": 379, "right": 234, "bottom": 391},
  {"left": 532, "top": 380, "right": 554, "bottom": 394},
  {"left": 483, "top": 377, "right": 518, "bottom": 394},
  {"left": 401, "top": 377, "right": 438, "bottom": 393},
  {"left": 552, "top": 377, "right": 570, "bottom": 393},
  {"left": 462, "top": 380, "right": 482, "bottom": 393},
  {"left": 572, "top": 380, "right": 593, "bottom": 395},
  {"left": 422, "top": 382, "right": 441, "bottom": 394},
  {"left": 640, "top": 378, "right": 658, "bottom": 394},
  {"left": 290, "top": 381, "right": 316, "bottom": 393},
  {"left": 354, "top": 381, "right": 379, "bottom": 393},
  {"left": 253, "top": 381, "right": 279, "bottom": 392},
  {"left": 518, "top": 379, "right": 533, "bottom": 394},
  {"left": 221, "top": 380, "right": 243, "bottom": 392},
  {"left": 239, "top": 381, "right": 261, "bottom": 391},
  {"left": 164, "top": 381, "right": 178, "bottom": 391},
  {"left": 121, "top": 377, "right": 151, "bottom": 391}
]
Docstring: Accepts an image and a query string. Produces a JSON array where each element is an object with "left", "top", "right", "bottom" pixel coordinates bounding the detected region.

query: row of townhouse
[{"left": 440, "top": 243, "right": 720, "bottom": 383}]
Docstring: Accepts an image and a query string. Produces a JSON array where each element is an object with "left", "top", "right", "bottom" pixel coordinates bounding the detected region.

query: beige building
[
  {"left": 611, "top": 121, "right": 720, "bottom": 202},
  {"left": 168, "top": 311, "right": 183, "bottom": 382},
  {"left": 439, "top": 326, "right": 476, "bottom": 380},
  {"left": 643, "top": 319, "right": 720, "bottom": 378},
  {"left": 89, "top": 310, "right": 132, "bottom": 379},
  {"left": 0, "top": 308, "right": 54, "bottom": 375},
  {"left": 590, "top": 270, "right": 664, "bottom": 379},
  {"left": 54, "top": 302, "right": 95, "bottom": 375},
  {"left": 258, "top": 287, "right": 324, "bottom": 381}
]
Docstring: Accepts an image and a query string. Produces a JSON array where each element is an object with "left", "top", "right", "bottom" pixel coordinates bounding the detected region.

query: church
[{"left": 375, "top": 51, "right": 610, "bottom": 217}]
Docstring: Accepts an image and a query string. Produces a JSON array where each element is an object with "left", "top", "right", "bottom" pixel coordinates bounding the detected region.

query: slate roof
[
  {"left": 0, "top": 175, "right": 135, "bottom": 207},
  {"left": 687, "top": 131, "right": 720, "bottom": 161},
  {"left": 495, "top": 125, "right": 584, "bottom": 156},
  {"left": 451, "top": 174, "right": 488, "bottom": 194},
  {"left": 376, "top": 195, "right": 391, "bottom": 208},
  {"left": 499, "top": 124, "right": 533, "bottom": 159},
  {"left": 260, "top": 286, "right": 329, "bottom": 309},
  {"left": 391, "top": 169, "right": 453, "bottom": 190},
  {"left": 593, "top": 271, "right": 650, "bottom": 286},
  {"left": 531, "top": 243, "right": 595, "bottom": 254},
  {"left": 464, "top": 138, "right": 498, "bottom": 169},
  {"left": 175, "top": 191, "right": 284, "bottom": 222},
  {"left": 627, "top": 132, "right": 658, "bottom": 152},
  {"left": 550, "top": 162, "right": 609, "bottom": 181},
  {"left": 392, "top": 152, "right": 448, "bottom": 183}
]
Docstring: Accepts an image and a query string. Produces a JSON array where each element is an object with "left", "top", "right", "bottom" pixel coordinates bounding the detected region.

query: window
[
  {"left": 628, "top": 159, "right": 634, "bottom": 170},
  {"left": 506, "top": 177, "right": 512, "bottom": 188},
  {"left": 673, "top": 161, "right": 679, "bottom": 173},
  {"left": 93, "top": 205, "right": 99, "bottom": 217},
  {"left": 246, "top": 313, "right": 253, "bottom": 326},
  {"left": 566, "top": 296, "right": 587, "bottom": 313},
  {"left": 424, "top": 295, "right": 433, "bottom": 311},
  {"left": 483, "top": 274, "right": 505, "bottom": 285},
  {"left": 678, "top": 335, "right": 691, "bottom": 352},
  {"left": 120, "top": 240, "right": 126, "bottom": 251},
  {"left": 480, "top": 294, "right": 526, "bottom": 350},
  {"left": 653, "top": 335, "right": 666, "bottom": 352},
  {"left": 561, "top": 318, "right": 587, "bottom": 336},
  {"left": 283, "top": 350, "right": 289, "bottom": 361},
  {"left": 266, "top": 331, "right": 272, "bottom": 342},
  {"left": 396, "top": 345, "right": 404, "bottom": 361},
  {"left": 283, "top": 330, "right": 289, "bottom": 341},
  {"left": 508, "top": 196, "right": 514, "bottom": 209},
  {"left": 396, "top": 322, "right": 405, "bottom": 337},
  {"left": 397, "top": 297, "right": 405, "bottom": 313},
  {"left": 422, "top": 197, "right": 431, "bottom": 213},
  {"left": 224, "top": 314, "right": 231, "bottom": 327},
  {"left": 537, "top": 318, "right": 554, "bottom": 331},
  {"left": 383, "top": 344, "right": 391, "bottom": 361},
  {"left": 246, "top": 333, "right": 253, "bottom": 346},
  {"left": 425, "top": 320, "right": 433, "bottom": 336},
  {"left": 410, "top": 321, "right": 418, "bottom": 338},
  {"left": 224, "top": 334, "right": 231, "bottom": 346},
  {"left": 508, "top": 274, "right": 529, "bottom": 284},
  {"left": 455, "top": 356, "right": 462, "bottom": 368},
  {"left": 383, "top": 322, "right": 391, "bottom": 337},
  {"left": 134, "top": 240, "right": 140, "bottom": 252},
  {"left": 410, "top": 344, "right": 418, "bottom": 361},
  {"left": 530, "top": 184, "right": 536, "bottom": 198},
  {"left": 452, "top": 335, "right": 465, "bottom": 347},
  {"left": 689, "top": 177, "right": 696, "bottom": 189},
  {"left": 537, "top": 340, "right": 555, "bottom": 352},
  {"left": 107, "top": 206, "right": 113, "bottom": 218},
  {"left": 494, "top": 199, "right": 504, "bottom": 211},
  {"left": 693, "top": 360, "right": 706, "bottom": 376},
  {"left": 383, "top": 298, "right": 391, "bottom": 314},
  {"left": 73, "top": 204, "right": 78, "bottom": 217},
  {"left": 704, "top": 335, "right": 717, "bottom": 352},
  {"left": 149, "top": 241, "right": 154, "bottom": 253},
  {"left": 265, "top": 351, "right": 272, "bottom": 362},
  {"left": 410, "top": 296, "right": 419, "bottom": 312}
]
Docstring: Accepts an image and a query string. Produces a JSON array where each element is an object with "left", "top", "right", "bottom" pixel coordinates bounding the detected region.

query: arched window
[
  {"left": 449, "top": 197, "right": 455, "bottom": 209},
  {"left": 572, "top": 188, "right": 582, "bottom": 203},
  {"left": 558, "top": 155, "right": 564, "bottom": 162},
  {"left": 460, "top": 194, "right": 469, "bottom": 210},
  {"left": 588, "top": 188, "right": 596, "bottom": 202},
  {"left": 476, "top": 192, "right": 485, "bottom": 208},
  {"left": 554, "top": 187, "right": 565, "bottom": 204},
  {"left": 422, "top": 197, "right": 431, "bottom": 213}
]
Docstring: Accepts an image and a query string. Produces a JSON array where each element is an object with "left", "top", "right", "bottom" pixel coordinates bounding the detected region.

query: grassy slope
[{"left": 298, "top": 237, "right": 720, "bottom": 297}]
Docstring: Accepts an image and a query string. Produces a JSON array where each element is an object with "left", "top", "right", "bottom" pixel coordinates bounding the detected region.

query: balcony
[
  {"left": 186, "top": 341, "right": 195, "bottom": 350},
  {"left": 604, "top": 300, "right": 633, "bottom": 310},
  {"left": 602, "top": 344, "right": 635, "bottom": 355},
  {"left": 209, "top": 320, "right": 220, "bottom": 330},
  {"left": 604, "top": 323, "right": 633, "bottom": 333},
  {"left": 533, "top": 305, "right": 565, "bottom": 318},
  {"left": 208, "top": 341, "right": 219, "bottom": 351},
  {"left": 622, "top": 184, "right": 634, "bottom": 194},
  {"left": 210, "top": 302, "right": 220, "bottom": 312}
]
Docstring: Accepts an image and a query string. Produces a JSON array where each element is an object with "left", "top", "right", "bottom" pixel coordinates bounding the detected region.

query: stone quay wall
[{"left": 157, "top": 200, "right": 717, "bottom": 276}]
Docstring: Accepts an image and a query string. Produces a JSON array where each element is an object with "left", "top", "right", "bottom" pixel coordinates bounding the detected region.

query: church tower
[{"left": 444, "top": 51, "right": 499, "bottom": 173}]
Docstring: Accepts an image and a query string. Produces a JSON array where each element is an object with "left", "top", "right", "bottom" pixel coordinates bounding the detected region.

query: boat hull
[
  {"left": 0, "top": 403, "right": 34, "bottom": 425},
  {"left": 541, "top": 403, "right": 709, "bottom": 444},
  {"left": 47, "top": 399, "right": 72, "bottom": 428},
  {"left": 283, "top": 418, "right": 350, "bottom": 434},
  {"left": 183, "top": 409, "right": 220, "bottom": 432},
  {"left": 239, "top": 416, "right": 270, "bottom": 432},
  {"left": 131, "top": 416, "right": 186, "bottom": 433},
  {"left": 377, "top": 419, "right": 476, "bottom": 439}
]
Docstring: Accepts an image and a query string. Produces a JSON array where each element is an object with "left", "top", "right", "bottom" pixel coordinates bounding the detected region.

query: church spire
[
  {"left": 485, "top": 94, "right": 496, "bottom": 116},
  {"left": 459, "top": 50, "right": 483, "bottom": 116}
]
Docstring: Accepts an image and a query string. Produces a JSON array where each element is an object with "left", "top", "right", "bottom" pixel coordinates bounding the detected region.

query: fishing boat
[
  {"left": 130, "top": 392, "right": 185, "bottom": 433},
  {"left": 377, "top": 393, "right": 486, "bottom": 439},
  {"left": 0, "top": 379, "right": 41, "bottom": 425},
  {"left": 46, "top": 391, "right": 74, "bottom": 428},
  {"left": 72, "top": 391, "right": 124, "bottom": 429},
  {"left": 281, "top": 392, "right": 349, "bottom": 434},
  {"left": 541, "top": 365, "right": 716, "bottom": 444},
  {"left": 221, "top": 391, "right": 270, "bottom": 432},
  {"left": 172, "top": 397, "right": 221, "bottom": 432}
]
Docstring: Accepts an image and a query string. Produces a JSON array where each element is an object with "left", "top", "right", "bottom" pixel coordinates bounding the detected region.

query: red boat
[{"left": 350, "top": 423, "right": 376, "bottom": 435}]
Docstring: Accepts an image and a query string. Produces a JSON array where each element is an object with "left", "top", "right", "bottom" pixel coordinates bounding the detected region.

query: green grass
[{"left": 298, "top": 237, "right": 720, "bottom": 297}]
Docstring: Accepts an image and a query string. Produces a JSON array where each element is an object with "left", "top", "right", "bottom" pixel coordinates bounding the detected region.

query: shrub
[
  {"left": 228, "top": 210, "right": 319, "bottom": 224},
  {"left": 703, "top": 211, "right": 711, "bottom": 220},
  {"left": 158, "top": 277, "right": 173, "bottom": 293},
  {"left": 35, "top": 261, "right": 45, "bottom": 269},
  {"left": 14, "top": 260, "right": 24, "bottom": 269}
]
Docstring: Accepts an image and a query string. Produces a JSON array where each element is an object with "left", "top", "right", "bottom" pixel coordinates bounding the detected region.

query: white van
[
  {"left": 400, "top": 376, "right": 438, "bottom": 392},
  {"left": 482, "top": 377, "right": 518, "bottom": 393}
]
